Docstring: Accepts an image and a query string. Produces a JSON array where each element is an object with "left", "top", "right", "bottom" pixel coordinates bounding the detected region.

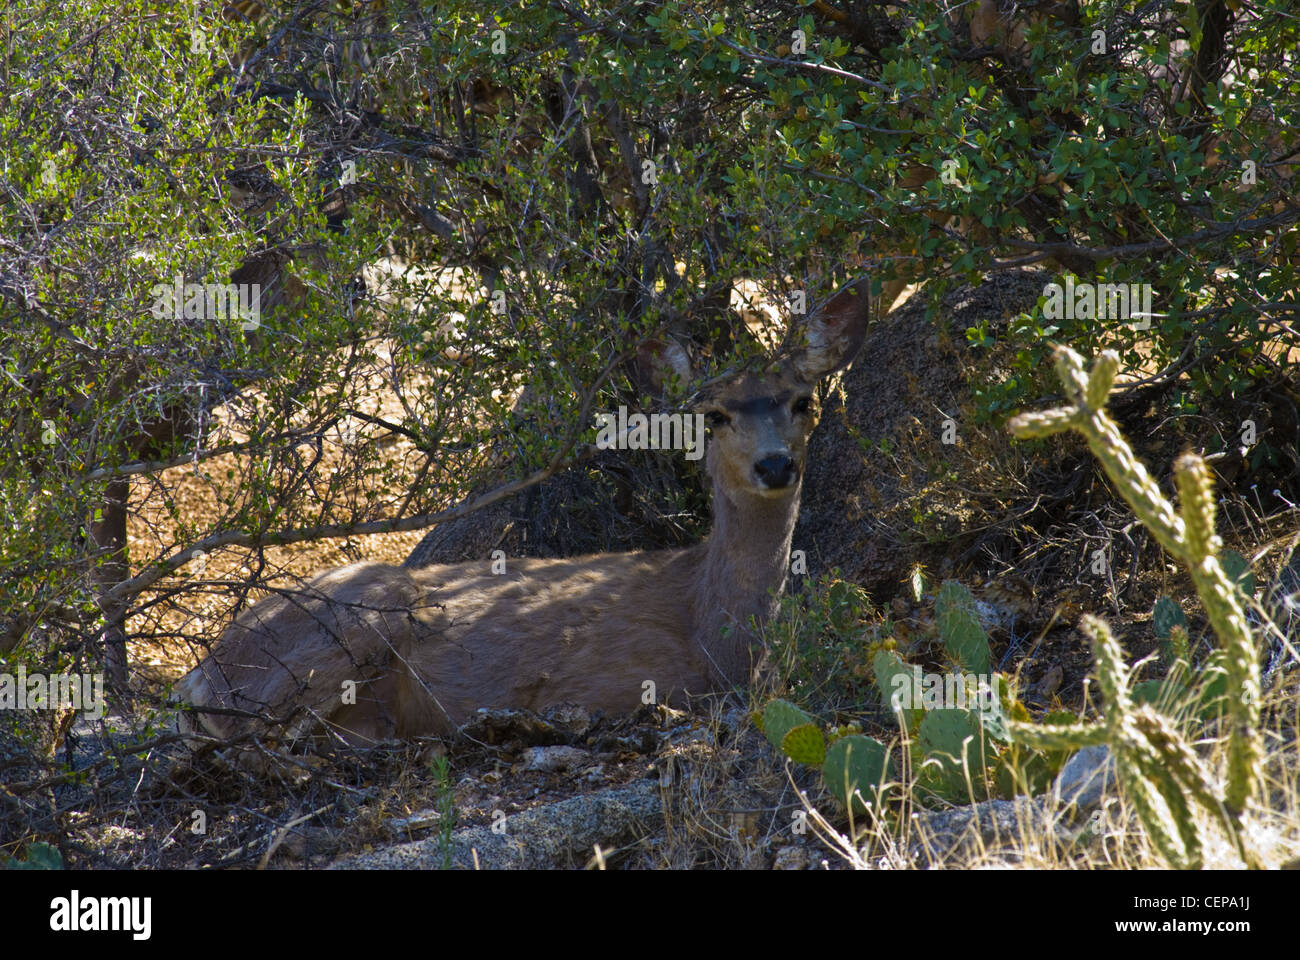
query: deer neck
[{"left": 690, "top": 476, "right": 800, "bottom": 687}]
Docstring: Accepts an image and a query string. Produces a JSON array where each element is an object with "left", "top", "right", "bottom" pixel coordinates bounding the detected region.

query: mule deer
[{"left": 176, "top": 279, "right": 869, "bottom": 744}]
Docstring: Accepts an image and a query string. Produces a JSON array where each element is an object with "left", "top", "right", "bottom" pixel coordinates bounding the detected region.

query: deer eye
[
  {"left": 705, "top": 410, "right": 731, "bottom": 428},
  {"left": 792, "top": 396, "right": 813, "bottom": 415}
]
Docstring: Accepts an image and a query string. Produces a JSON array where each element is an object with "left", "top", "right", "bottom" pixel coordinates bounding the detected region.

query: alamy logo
[
  {"left": 1042, "top": 278, "right": 1153, "bottom": 327},
  {"left": 49, "top": 891, "right": 151, "bottom": 940},
  {"left": 889, "top": 666, "right": 1001, "bottom": 713},
  {"left": 595, "top": 406, "right": 706, "bottom": 461},
  {"left": 149, "top": 275, "right": 261, "bottom": 329},
  {"left": 0, "top": 667, "right": 104, "bottom": 721}
]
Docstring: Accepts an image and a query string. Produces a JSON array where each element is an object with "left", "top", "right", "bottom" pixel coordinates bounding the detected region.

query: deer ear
[
  {"left": 791, "top": 278, "right": 870, "bottom": 382},
  {"left": 635, "top": 337, "right": 695, "bottom": 396}
]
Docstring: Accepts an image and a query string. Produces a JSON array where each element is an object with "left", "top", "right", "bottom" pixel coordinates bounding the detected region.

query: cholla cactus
[{"left": 1005, "top": 346, "right": 1260, "bottom": 868}]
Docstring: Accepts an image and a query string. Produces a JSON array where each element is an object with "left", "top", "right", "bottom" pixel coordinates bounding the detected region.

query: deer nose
[{"left": 754, "top": 454, "right": 797, "bottom": 489}]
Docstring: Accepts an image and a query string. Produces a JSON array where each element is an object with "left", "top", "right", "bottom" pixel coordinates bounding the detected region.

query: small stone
[
  {"left": 772, "top": 845, "right": 809, "bottom": 870},
  {"left": 1035, "top": 664, "right": 1064, "bottom": 698},
  {"left": 519, "top": 745, "right": 591, "bottom": 773},
  {"left": 1054, "top": 745, "right": 1115, "bottom": 812}
]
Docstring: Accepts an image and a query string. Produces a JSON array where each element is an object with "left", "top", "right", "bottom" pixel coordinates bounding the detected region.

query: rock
[
  {"left": 910, "top": 796, "right": 1048, "bottom": 864},
  {"left": 459, "top": 705, "right": 589, "bottom": 747},
  {"left": 333, "top": 780, "right": 663, "bottom": 869},
  {"left": 840, "top": 746, "right": 1117, "bottom": 866},
  {"left": 541, "top": 702, "right": 594, "bottom": 738},
  {"left": 772, "top": 844, "right": 810, "bottom": 870},
  {"left": 385, "top": 810, "right": 445, "bottom": 837},
  {"left": 518, "top": 745, "right": 591, "bottom": 773},
  {"left": 1053, "top": 745, "right": 1115, "bottom": 813}
]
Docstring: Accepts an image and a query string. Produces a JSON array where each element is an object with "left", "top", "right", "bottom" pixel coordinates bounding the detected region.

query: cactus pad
[
  {"left": 936, "top": 580, "right": 992, "bottom": 673},
  {"left": 822, "top": 734, "right": 891, "bottom": 813}
]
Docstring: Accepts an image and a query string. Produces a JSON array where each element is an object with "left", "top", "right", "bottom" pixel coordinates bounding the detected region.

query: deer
[{"left": 175, "top": 278, "right": 869, "bottom": 746}]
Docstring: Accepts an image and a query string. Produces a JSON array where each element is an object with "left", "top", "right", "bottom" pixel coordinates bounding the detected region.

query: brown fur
[{"left": 177, "top": 279, "right": 870, "bottom": 745}]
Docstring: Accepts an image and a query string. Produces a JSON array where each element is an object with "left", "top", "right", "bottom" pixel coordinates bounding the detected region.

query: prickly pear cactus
[
  {"left": 936, "top": 580, "right": 992, "bottom": 674},
  {"left": 0, "top": 842, "right": 62, "bottom": 870},
  {"left": 761, "top": 699, "right": 826, "bottom": 765},
  {"left": 1152, "top": 595, "right": 1190, "bottom": 667},
  {"left": 826, "top": 580, "right": 870, "bottom": 635},
  {"left": 1133, "top": 652, "right": 1232, "bottom": 719},
  {"left": 1152, "top": 596, "right": 1187, "bottom": 640},
  {"left": 1221, "top": 549, "right": 1256, "bottom": 598},
  {"left": 976, "top": 674, "right": 1012, "bottom": 743},
  {"left": 822, "top": 734, "right": 891, "bottom": 814},
  {"left": 995, "top": 709, "right": 1078, "bottom": 798},
  {"left": 920, "top": 708, "right": 985, "bottom": 761},
  {"left": 872, "top": 647, "right": 920, "bottom": 729},
  {"left": 781, "top": 722, "right": 828, "bottom": 765},
  {"left": 917, "top": 708, "right": 990, "bottom": 801}
]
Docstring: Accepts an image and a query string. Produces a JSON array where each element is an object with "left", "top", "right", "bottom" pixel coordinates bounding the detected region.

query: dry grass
[{"left": 787, "top": 676, "right": 1300, "bottom": 870}]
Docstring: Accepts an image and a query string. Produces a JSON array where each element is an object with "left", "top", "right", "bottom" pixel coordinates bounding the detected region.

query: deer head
[{"left": 641, "top": 277, "right": 870, "bottom": 501}]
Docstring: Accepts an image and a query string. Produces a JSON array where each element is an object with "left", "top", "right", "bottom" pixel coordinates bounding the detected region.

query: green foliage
[
  {"left": 759, "top": 698, "right": 816, "bottom": 743},
  {"left": 917, "top": 708, "right": 989, "bottom": 801},
  {"left": 996, "top": 709, "right": 1081, "bottom": 798},
  {"left": 780, "top": 723, "right": 829, "bottom": 766},
  {"left": 1152, "top": 595, "right": 1191, "bottom": 667},
  {"left": 763, "top": 573, "right": 876, "bottom": 708},
  {"left": 872, "top": 647, "right": 920, "bottom": 730},
  {"left": 1220, "top": 550, "right": 1257, "bottom": 599},
  {"left": 766, "top": 584, "right": 1072, "bottom": 809},
  {"left": 826, "top": 581, "right": 870, "bottom": 635},
  {"left": 1149, "top": 549, "right": 1254, "bottom": 702},
  {"left": 760, "top": 699, "right": 826, "bottom": 764},
  {"left": 4, "top": 0, "right": 1292, "bottom": 858},
  {"left": 1131, "top": 653, "right": 1232, "bottom": 724},
  {"left": 429, "top": 753, "right": 457, "bottom": 871},
  {"left": 919, "top": 706, "right": 984, "bottom": 759}
]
